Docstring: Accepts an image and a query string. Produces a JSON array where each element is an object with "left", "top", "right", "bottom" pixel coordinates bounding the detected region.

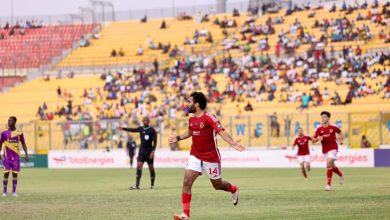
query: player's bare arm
[
  {"left": 169, "top": 129, "right": 191, "bottom": 144},
  {"left": 22, "top": 143, "right": 29, "bottom": 162},
  {"left": 312, "top": 135, "right": 323, "bottom": 143},
  {"left": 218, "top": 130, "right": 246, "bottom": 152},
  {"left": 338, "top": 131, "right": 344, "bottom": 145}
]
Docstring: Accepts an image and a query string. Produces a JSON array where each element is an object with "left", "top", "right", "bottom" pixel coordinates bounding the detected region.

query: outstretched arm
[
  {"left": 120, "top": 127, "right": 140, "bottom": 132},
  {"left": 218, "top": 130, "right": 246, "bottom": 152},
  {"left": 169, "top": 129, "right": 192, "bottom": 144},
  {"left": 312, "top": 136, "right": 323, "bottom": 143}
]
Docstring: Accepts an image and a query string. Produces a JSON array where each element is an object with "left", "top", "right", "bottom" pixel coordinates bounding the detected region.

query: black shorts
[{"left": 137, "top": 151, "right": 154, "bottom": 164}]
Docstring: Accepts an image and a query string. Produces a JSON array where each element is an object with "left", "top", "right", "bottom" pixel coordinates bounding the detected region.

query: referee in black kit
[{"left": 120, "top": 116, "right": 157, "bottom": 190}]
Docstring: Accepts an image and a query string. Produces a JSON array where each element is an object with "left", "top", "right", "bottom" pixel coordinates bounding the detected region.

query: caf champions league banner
[{"left": 48, "top": 149, "right": 374, "bottom": 168}]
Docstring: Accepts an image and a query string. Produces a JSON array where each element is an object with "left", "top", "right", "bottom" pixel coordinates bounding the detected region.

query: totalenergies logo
[
  {"left": 285, "top": 155, "right": 297, "bottom": 163},
  {"left": 53, "top": 156, "right": 67, "bottom": 164}
]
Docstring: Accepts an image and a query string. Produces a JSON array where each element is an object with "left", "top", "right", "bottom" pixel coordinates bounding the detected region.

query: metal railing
[{"left": 6, "top": 111, "right": 390, "bottom": 152}]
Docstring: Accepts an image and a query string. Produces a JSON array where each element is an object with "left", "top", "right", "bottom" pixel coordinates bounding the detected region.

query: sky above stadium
[{"left": 0, "top": 0, "right": 246, "bottom": 17}]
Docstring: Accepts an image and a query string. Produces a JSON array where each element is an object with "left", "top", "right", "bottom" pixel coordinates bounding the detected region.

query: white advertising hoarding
[
  {"left": 49, "top": 149, "right": 374, "bottom": 168},
  {"left": 49, "top": 150, "right": 128, "bottom": 168}
]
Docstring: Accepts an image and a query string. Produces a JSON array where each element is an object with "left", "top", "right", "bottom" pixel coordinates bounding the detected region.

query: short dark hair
[
  {"left": 191, "top": 92, "right": 207, "bottom": 110},
  {"left": 9, "top": 116, "right": 17, "bottom": 123},
  {"left": 320, "top": 111, "right": 331, "bottom": 117}
]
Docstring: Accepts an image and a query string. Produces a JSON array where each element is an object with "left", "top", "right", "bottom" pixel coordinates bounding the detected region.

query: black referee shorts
[{"left": 137, "top": 151, "right": 154, "bottom": 164}]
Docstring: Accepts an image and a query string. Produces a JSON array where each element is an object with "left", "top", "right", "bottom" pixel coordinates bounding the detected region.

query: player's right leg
[
  {"left": 129, "top": 160, "right": 144, "bottom": 190},
  {"left": 2, "top": 171, "right": 10, "bottom": 197},
  {"left": 325, "top": 157, "right": 334, "bottom": 191},
  {"left": 174, "top": 156, "right": 201, "bottom": 220},
  {"left": 298, "top": 156, "right": 308, "bottom": 179},
  {"left": 2, "top": 159, "right": 12, "bottom": 197}
]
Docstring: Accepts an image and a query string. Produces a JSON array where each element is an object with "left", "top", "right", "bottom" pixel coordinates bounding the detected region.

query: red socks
[
  {"left": 327, "top": 167, "right": 333, "bottom": 185},
  {"left": 227, "top": 183, "right": 237, "bottom": 193},
  {"left": 332, "top": 166, "right": 343, "bottom": 177},
  {"left": 182, "top": 193, "right": 192, "bottom": 217}
]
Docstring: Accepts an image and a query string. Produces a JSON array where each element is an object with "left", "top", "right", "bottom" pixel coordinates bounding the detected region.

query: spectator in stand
[
  {"left": 330, "top": 92, "right": 342, "bottom": 105},
  {"left": 136, "top": 46, "right": 143, "bottom": 56},
  {"left": 3, "top": 22, "right": 9, "bottom": 29},
  {"left": 233, "top": 9, "right": 240, "bottom": 17},
  {"left": 160, "top": 20, "right": 167, "bottom": 29},
  {"left": 80, "top": 35, "right": 90, "bottom": 47},
  {"left": 361, "top": 135, "right": 371, "bottom": 148},
  {"left": 140, "top": 15, "right": 147, "bottom": 23},
  {"left": 270, "top": 112, "right": 280, "bottom": 137},
  {"left": 111, "top": 49, "right": 117, "bottom": 57},
  {"left": 299, "top": 92, "right": 310, "bottom": 110},
  {"left": 118, "top": 47, "right": 125, "bottom": 57},
  {"left": 244, "top": 101, "right": 253, "bottom": 111}
]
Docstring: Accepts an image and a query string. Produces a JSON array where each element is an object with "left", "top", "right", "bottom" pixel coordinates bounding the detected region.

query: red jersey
[
  {"left": 293, "top": 135, "right": 312, "bottom": 155},
  {"left": 189, "top": 112, "right": 224, "bottom": 163},
  {"left": 314, "top": 124, "right": 341, "bottom": 154}
]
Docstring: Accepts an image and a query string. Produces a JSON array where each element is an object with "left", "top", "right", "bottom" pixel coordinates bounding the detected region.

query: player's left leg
[
  {"left": 206, "top": 162, "right": 239, "bottom": 205},
  {"left": 210, "top": 178, "right": 239, "bottom": 205},
  {"left": 147, "top": 162, "right": 155, "bottom": 189},
  {"left": 300, "top": 162, "right": 308, "bottom": 179},
  {"left": 11, "top": 172, "right": 18, "bottom": 196},
  {"left": 331, "top": 160, "right": 344, "bottom": 184},
  {"left": 325, "top": 157, "right": 334, "bottom": 191},
  {"left": 11, "top": 159, "right": 21, "bottom": 196},
  {"left": 305, "top": 161, "right": 311, "bottom": 172}
]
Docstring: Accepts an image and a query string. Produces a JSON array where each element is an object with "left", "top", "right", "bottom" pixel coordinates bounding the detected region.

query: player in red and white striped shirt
[
  {"left": 292, "top": 128, "right": 313, "bottom": 180},
  {"left": 169, "top": 92, "right": 246, "bottom": 220},
  {"left": 313, "top": 111, "right": 344, "bottom": 191}
]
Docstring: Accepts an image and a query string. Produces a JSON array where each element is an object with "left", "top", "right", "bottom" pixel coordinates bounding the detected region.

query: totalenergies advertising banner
[{"left": 49, "top": 149, "right": 374, "bottom": 168}]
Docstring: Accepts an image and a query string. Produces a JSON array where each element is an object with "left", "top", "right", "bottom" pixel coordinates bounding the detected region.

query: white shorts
[
  {"left": 297, "top": 155, "right": 310, "bottom": 163},
  {"left": 325, "top": 150, "right": 338, "bottom": 160},
  {"left": 185, "top": 155, "right": 222, "bottom": 180}
]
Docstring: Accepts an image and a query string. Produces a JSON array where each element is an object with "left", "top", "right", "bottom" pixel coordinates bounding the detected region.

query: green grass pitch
[{"left": 0, "top": 168, "right": 389, "bottom": 220}]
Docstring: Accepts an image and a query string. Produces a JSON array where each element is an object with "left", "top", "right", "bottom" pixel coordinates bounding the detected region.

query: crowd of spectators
[{"left": 0, "top": 19, "right": 44, "bottom": 39}]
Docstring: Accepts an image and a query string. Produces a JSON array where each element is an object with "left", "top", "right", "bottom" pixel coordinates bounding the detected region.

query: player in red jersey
[
  {"left": 313, "top": 111, "right": 344, "bottom": 191},
  {"left": 292, "top": 127, "right": 313, "bottom": 180},
  {"left": 169, "top": 92, "right": 246, "bottom": 220}
]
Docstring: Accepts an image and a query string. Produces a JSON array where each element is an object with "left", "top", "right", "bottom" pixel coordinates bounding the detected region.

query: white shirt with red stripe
[{"left": 189, "top": 112, "right": 224, "bottom": 163}]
